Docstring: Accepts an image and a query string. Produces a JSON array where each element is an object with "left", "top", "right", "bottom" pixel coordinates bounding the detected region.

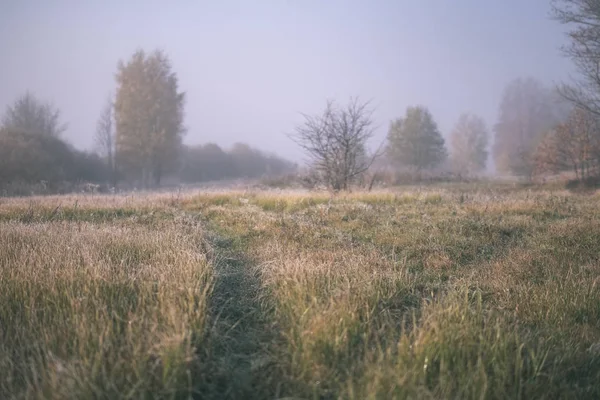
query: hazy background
[{"left": 0, "top": 0, "right": 573, "bottom": 161}]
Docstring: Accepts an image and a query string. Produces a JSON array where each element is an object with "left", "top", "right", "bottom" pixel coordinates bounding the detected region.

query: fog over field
[
  {"left": 1, "top": 1, "right": 572, "bottom": 164},
  {"left": 3, "top": 2, "right": 600, "bottom": 399}
]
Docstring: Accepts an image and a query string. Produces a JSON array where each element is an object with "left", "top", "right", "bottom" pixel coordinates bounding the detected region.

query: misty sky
[{"left": 1, "top": 0, "right": 574, "bottom": 161}]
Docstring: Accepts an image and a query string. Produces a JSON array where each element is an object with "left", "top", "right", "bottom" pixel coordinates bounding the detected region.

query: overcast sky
[{"left": 1, "top": 0, "right": 574, "bottom": 161}]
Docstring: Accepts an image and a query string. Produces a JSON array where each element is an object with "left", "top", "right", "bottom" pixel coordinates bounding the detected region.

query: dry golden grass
[
  {"left": 2, "top": 184, "right": 600, "bottom": 399},
  {"left": 184, "top": 186, "right": 600, "bottom": 399},
  {"left": 0, "top": 196, "right": 213, "bottom": 399}
]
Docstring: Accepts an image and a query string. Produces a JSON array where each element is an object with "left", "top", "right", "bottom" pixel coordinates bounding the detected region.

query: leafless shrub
[{"left": 290, "top": 98, "right": 382, "bottom": 191}]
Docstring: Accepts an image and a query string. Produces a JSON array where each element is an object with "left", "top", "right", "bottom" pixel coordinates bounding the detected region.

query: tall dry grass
[
  {"left": 184, "top": 187, "right": 600, "bottom": 399},
  {"left": 2, "top": 185, "right": 600, "bottom": 399},
  {"left": 0, "top": 197, "right": 213, "bottom": 399}
]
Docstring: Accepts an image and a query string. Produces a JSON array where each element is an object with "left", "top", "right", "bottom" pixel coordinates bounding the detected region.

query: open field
[{"left": 1, "top": 184, "right": 600, "bottom": 399}]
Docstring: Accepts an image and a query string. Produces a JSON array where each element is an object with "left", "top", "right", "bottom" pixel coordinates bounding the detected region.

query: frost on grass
[{"left": 2, "top": 187, "right": 600, "bottom": 399}]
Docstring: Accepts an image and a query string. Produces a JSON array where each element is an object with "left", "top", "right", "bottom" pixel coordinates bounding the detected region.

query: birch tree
[{"left": 114, "top": 49, "right": 185, "bottom": 187}]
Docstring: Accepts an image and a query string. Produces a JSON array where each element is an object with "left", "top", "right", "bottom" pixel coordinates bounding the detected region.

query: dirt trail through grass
[
  {"left": 5, "top": 190, "right": 597, "bottom": 398},
  {"left": 199, "top": 228, "right": 283, "bottom": 400},
  {"left": 183, "top": 190, "right": 600, "bottom": 399}
]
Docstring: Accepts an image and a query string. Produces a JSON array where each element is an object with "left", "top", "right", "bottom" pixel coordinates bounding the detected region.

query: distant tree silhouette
[
  {"left": 449, "top": 113, "right": 489, "bottom": 177},
  {"left": 493, "top": 77, "right": 567, "bottom": 178},
  {"left": 387, "top": 105, "right": 447, "bottom": 176},
  {"left": 2, "top": 92, "right": 66, "bottom": 138},
  {"left": 534, "top": 107, "right": 600, "bottom": 181}
]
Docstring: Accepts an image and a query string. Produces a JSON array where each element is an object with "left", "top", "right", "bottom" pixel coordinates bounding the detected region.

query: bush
[
  {"left": 566, "top": 175, "right": 600, "bottom": 191},
  {"left": 0, "top": 128, "right": 75, "bottom": 184},
  {"left": 0, "top": 128, "right": 112, "bottom": 195},
  {"left": 179, "top": 142, "right": 297, "bottom": 184}
]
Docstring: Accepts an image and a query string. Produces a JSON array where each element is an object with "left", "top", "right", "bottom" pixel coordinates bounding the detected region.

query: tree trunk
[
  {"left": 110, "top": 160, "right": 118, "bottom": 190},
  {"left": 142, "top": 167, "right": 151, "bottom": 189},
  {"left": 367, "top": 171, "right": 378, "bottom": 192}
]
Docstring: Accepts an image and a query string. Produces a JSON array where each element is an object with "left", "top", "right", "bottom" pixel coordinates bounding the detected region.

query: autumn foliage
[{"left": 534, "top": 108, "right": 600, "bottom": 181}]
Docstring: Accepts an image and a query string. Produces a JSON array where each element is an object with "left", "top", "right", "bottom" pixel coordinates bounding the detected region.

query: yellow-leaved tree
[{"left": 114, "top": 49, "right": 185, "bottom": 187}]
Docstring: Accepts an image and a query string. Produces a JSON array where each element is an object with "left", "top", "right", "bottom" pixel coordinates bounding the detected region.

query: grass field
[{"left": 1, "top": 184, "right": 600, "bottom": 399}]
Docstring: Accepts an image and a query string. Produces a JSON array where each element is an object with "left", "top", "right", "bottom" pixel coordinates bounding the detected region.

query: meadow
[{"left": 1, "top": 183, "right": 599, "bottom": 399}]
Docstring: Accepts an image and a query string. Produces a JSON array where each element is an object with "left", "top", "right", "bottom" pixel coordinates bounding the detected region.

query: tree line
[
  {"left": 0, "top": 49, "right": 296, "bottom": 194},
  {"left": 179, "top": 142, "right": 296, "bottom": 184},
  {"left": 292, "top": 0, "right": 600, "bottom": 190},
  {"left": 2, "top": 0, "right": 599, "bottom": 194}
]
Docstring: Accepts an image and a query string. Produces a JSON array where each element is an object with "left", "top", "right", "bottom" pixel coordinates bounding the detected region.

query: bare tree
[
  {"left": 290, "top": 98, "right": 380, "bottom": 191},
  {"left": 95, "top": 95, "right": 117, "bottom": 188},
  {"left": 553, "top": 0, "right": 600, "bottom": 116}
]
